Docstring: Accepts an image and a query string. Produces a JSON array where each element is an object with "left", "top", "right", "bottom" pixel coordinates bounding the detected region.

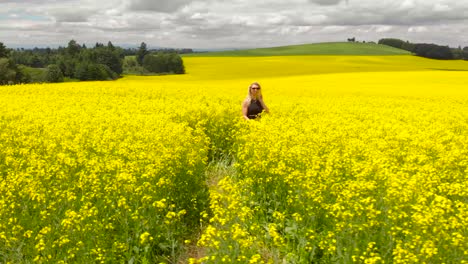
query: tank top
[{"left": 247, "top": 99, "right": 264, "bottom": 119}]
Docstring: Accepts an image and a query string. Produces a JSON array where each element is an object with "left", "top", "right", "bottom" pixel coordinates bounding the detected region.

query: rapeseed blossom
[{"left": 1, "top": 55, "right": 468, "bottom": 263}]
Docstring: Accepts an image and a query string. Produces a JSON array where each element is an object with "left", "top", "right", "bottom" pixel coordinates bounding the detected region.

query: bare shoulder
[{"left": 242, "top": 98, "right": 250, "bottom": 106}]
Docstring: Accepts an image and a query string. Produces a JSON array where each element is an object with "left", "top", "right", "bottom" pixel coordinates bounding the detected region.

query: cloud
[
  {"left": 400, "top": 0, "right": 416, "bottom": 9},
  {"left": 433, "top": 3, "right": 450, "bottom": 12},
  {"left": 48, "top": 7, "right": 94, "bottom": 22},
  {"left": 408, "top": 26, "right": 428, "bottom": 33},
  {"left": 2, "top": 0, "right": 468, "bottom": 49},
  {"left": 322, "top": 1, "right": 468, "bottom": 26},
  {"left": 0, "top": 19, "right": 54, "bottom": 31},
  {"left": 92, "top": 13, "right": 168, "bottom": 32},
  {"left": 126, "top": 0, "right": 193, "bottom": 13},
  {"left": 0, "top": 0, "right": 59, "bottom": 3},
  {"left": 374, "top": 25, "right": 393, "bottom": 33},
  {"left": 320, "top": 25, "right": 348, "bottom": 33},
  {"left": 309, "top": 0, "right": 345, "bottom": 5}
]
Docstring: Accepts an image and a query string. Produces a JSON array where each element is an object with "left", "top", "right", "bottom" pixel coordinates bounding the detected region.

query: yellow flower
[{"left": 139, "top": 232, "right": 153, "bottom": 245}]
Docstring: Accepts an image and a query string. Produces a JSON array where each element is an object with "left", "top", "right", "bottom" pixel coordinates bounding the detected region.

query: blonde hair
[{"left": 246, "top": 82, "right": 263, "bottom": 104}]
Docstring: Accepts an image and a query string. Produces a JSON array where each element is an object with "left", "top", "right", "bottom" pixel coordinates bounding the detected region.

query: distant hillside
[{"left": 183, "top": 42, "right": 412, "bottom": 57}]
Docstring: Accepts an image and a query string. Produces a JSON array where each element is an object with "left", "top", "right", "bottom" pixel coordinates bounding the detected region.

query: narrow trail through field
[{"left": 180, "top": 159, "right": 237, "bottom": 263}]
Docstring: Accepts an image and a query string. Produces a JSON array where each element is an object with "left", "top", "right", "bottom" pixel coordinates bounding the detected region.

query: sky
[{"left": 1, "top": 0, "right": 468, "bottom": 49}]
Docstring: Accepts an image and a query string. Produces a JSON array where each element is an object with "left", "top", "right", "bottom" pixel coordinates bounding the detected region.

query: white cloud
[
  {"left": 400, "top": 0, "right": 416, "bottom": 9},
  {"left": 265, "top": 14, "right": 289, "bottom": 25},
  {"left": 408, "top": 26, "right": 428, "bottom": 33},
  {"left": 190, "top": 13, "right": 204, "bottom": 20},
  {"left": 433, "top": 3, "right": 450, "bottom": 12},
  {"left": 375, "top": 25, "right": 393, "bottom": 33},
  {"left": 320, "top": 25, "right": 348, "bottom": 33}
]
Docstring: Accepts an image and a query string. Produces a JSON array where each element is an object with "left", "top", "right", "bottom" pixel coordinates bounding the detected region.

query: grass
[
  {"left": 183, "top": 42, "right": 412, "bottom": 57},
  {"left": 178, "top": 158, "right": 237, "bottom": 263},
  {"left": 18, "top": 65, "right": 46, "bottom": 82}
]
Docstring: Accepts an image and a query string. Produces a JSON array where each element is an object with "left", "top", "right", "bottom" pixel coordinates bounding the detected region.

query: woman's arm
[
  {"left": 259, "top": 98, "right": 270, "bottom": 113},
  {"left": 242, "top": 100, "right": 250, "bottom": 120}
]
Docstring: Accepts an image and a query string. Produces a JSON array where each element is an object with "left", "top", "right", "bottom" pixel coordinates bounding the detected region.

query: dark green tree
[
  {"left": 142, "top": 52, "right": 185, "bottom": 74},
  {"left": 168, "top": 53, "right": 185, "bottom": 74},
  {"left": 107, "top": 41, "right": 115, "bottom": 50},
  {"left": 378, "top": 38, "right": 407, "bottom": 50},
  {"left": 156, "top": 53, "right": 169, "bottom": 72},
  {"left": 30, "top": 54, "right": 44, "bottom": 68},
  {"left": 462, "top": 47, "right": 468, "bottom": 60},
  {"left": 451, "top": 48, "right": 464, "bottom": 60},
  {"left": 16, "top": 65, "right": 33, "bottom": 83},
  {"left": 0, "top": 42, "right": 9, "bottom": 58},
  {"left": 67, "top": 39, "right": 81, "bottom": 56},
  {"left": 74, "top": 62, "right": 89, "bottom": 80},
  {"left": 86, "top": 64, "right": 110, "bottom": 80},
  {"left": 45, "top": 64, "right": 64, "bottom": 82},
  {"left": 0, "top": 58, "right": 17, "bottom": 84},
  {"left": 136, "top": 42, "right": 149, "bottom": 65},
  {"left": 93, "top": 47, "right": 123, "bottom": 75},
  {"left": 142, "top": 54, "right": 163, "bottom": 73},
  {"left": 413, "top": 43, "right": 453, "bottom": 60},
  {"left": 401, "top": 41, "right": 415, "bottom": 52},
  {"left": 57, "top": 57, "right": 77, "bottom": 77},
  {"left": 74, "top": 62, "right": 113, "bottom": 81}
]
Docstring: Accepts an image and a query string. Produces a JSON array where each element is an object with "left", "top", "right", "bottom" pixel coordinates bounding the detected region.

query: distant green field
[
  {"left": 18, "top": 65, "right": 46, "bottom": 82},
  {"left": 183, "top": 42, "right": 412, "bottom": 57}
]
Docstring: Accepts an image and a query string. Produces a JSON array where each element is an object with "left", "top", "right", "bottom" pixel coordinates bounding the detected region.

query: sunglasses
[{"left": 251, "top": 87, "right": 260, "bottom": 90}]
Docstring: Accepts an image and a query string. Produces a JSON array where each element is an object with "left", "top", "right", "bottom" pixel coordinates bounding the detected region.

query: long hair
[{"left": 246, "top": 82, "right": 262, "bottom": 104}]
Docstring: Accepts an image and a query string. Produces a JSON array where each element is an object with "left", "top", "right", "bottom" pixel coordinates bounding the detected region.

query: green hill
[{"left": 184, "top": 42, "right": 412, "bottom": 57}]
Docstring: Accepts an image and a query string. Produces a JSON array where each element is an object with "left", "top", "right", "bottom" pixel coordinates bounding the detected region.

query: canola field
[{"left": 1, "top": 55, "right": 468, "bottom": 263}]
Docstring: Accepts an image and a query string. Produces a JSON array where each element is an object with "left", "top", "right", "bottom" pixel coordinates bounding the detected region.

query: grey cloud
[
  {"left": 2, "top": 0, "right": 468, "bottom": 49},
  {"left": 309, "top": 0, "right": 345, "bottom": 5},
  {"left": 93, "top": 14, "right": 167, "bottom": 32},
  {"left": 126, "top": 0, "right": 193, "bottom": 13},
  {"left": 161, "top": 0, "right": 468, "bottom": 46},
  {"left": 16, "top": 0, "right": 126, "bottom": 23},
  {"left": 1, "top": 0, "right": 60, "bottom": 3},
  {"left": 265, "top": 1, "right": 464, "bottom": 27},
  {"left": 0, "top": 20, "right": 55, "bottom": 31},
  {"left": 49, "top": 8, "right": 94, "bottom": 22},
  {"left": 325, "top": 3, "right": 468, "bottom": 26},
  {"left": 168, "top": 13, "right": 271, "bottom": 40}
]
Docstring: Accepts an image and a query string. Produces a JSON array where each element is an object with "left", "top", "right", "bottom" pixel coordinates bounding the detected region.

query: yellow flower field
[{"left": 1, "top": 55, "right": 468, "bottom": 263}]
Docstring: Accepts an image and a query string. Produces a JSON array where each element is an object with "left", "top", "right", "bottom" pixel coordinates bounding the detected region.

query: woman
[{"left": 242, "top": 82, "right": 269, "bottom": 120}]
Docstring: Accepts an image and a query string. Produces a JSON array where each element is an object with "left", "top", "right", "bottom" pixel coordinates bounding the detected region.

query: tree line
[
  {"left": 124, "top": 42, "right": 185, "bottom": 75},
  {"left": 378, "top": 38, "right": 468, "bottom": 60},
  {"left": 123, "top": 47, "right": 193, "bottom": 57},
  {"left": 0, "top": 40, "right": 186, "bottom": 85}
]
